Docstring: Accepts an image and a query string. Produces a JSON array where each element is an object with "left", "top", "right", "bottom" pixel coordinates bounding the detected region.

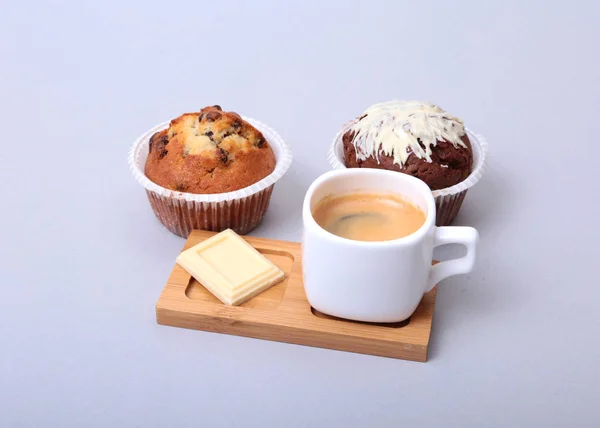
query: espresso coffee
[{"left": 312, "top": 193, "right": 425, "bottom": 242}]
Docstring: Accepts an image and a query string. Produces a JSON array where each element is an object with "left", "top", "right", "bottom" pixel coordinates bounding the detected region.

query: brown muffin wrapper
[
  {"left": 146, "top": 185, "right": 274, "bottom": 238},
  {"left": 435, "top": 190, "right": 468, "bottom": 226}
]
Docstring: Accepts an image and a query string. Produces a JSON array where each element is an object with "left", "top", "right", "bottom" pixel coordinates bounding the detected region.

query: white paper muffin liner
[
  {"left": 128, "top": 117, "right": 293, "bottom": 237},
  {"left": 328, "top": 119, "right": 488, "bottom": 226}
]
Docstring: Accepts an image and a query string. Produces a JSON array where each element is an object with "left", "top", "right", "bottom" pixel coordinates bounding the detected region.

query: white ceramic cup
[{"left": 302, "top": 169, "right": 479, "bottom": 323}]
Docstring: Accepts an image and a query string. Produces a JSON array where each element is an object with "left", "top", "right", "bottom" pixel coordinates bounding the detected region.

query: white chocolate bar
[{"left": 176, "top": 229, "right": 285, "bottom": 306}]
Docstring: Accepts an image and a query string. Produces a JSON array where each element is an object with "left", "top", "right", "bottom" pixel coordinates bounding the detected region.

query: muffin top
[
  {"left": 145, "top": 106, "right": 276, "bottom": 194},
  {"left": 342, "top": 101, "right": 473, "bottom": 190}
]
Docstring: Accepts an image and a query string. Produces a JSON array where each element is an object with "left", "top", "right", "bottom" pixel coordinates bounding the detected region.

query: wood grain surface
[{"left": 156, "top": 230, "right": 438, "bottom": 362}]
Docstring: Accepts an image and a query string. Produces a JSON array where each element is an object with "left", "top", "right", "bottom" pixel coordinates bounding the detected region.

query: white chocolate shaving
[{"left": 348, "top": 101, "right": 467, "bottom": 167}]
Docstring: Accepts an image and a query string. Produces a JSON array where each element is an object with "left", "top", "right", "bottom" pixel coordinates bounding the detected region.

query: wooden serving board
[{"left": 156, "top": 230, "right": 438, "bottom": 362}]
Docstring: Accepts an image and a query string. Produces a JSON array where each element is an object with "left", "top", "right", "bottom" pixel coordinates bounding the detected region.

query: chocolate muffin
[
  {"left": 342, "top": 101, "right": 472, "bottom": 191},
  {"left": 145, "top": 105, "right": 276, "bottom": 194}
]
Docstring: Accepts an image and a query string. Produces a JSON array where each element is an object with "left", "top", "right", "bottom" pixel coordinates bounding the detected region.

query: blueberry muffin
[
  {"left": 145, "top": 105, "right": 276, "bottom": 194},
  {"left": 342, "top": 101, "right": 472, "bottom": 191}
]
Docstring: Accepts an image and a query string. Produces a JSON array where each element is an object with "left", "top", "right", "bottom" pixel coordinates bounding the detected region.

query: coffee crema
[{"left": 312, "top": 193, "right": 426, "bottom": 242}]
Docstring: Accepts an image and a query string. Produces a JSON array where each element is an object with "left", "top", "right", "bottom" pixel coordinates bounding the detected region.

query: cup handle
[{"left": 426, "top": 226, "right": 479, "bottom": 292}]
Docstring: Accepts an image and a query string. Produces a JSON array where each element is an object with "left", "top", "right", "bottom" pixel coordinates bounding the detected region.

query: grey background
[{"left": 1, "top": 1, "right": 599, "bottom": 427}]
